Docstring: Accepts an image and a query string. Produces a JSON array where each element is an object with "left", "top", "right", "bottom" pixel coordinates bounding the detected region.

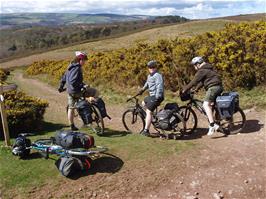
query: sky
[{"left": 0, "top": 0, "right": 265, "bottom": 19}]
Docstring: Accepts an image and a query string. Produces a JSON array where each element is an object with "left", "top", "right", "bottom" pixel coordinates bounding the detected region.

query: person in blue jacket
[{"left": 58, "top": 51, "right": 88, "bottom": 131}]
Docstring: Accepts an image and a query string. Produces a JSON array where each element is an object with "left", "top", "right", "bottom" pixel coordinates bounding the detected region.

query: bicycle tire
[
  {"left": 179, "top": 106, "right": 198, "bottom": 134},
  {"left": 67, "top": 146, "right": 108, "bottom": 156},
  {"left": 215, "top": 107, "right": 246, "bottom": 134},
  {"left": 90, "top": 104, "right": 105, "bottom": 135},
  {"left": 122, "top": 109, "right": 145, "bottom": 134}
]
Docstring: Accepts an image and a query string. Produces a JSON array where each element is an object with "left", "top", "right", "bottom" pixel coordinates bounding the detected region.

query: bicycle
[
  {"left": 64, "top": 88, "right": 105, "bottom": 135},
  {"left": 179, "top": 91, "right": 246, "bottom": 135},
  {"left": 12, "top": 133, "right": 108, "bottom": 160},
  {"left": 122, "top": 95, "right": 186, "bottom": 139}
]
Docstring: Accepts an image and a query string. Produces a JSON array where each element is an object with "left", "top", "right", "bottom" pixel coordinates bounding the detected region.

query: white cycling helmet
[{"left": 191, "top": 56, "right": 204, "bottom": 65}]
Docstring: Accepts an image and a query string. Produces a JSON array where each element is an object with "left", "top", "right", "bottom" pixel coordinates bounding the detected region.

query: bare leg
[
  {"left": 68, "top": 108, "right": 75, "bottom": 125},
  {"left": 203, "top": 101, "right": 214, "bottom": 123},
  {"left": 145, "top": 109, "right": 152, "bottom": 130}
]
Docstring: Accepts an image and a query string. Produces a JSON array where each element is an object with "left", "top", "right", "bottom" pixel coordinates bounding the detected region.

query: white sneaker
[{"left": 207, "top": 123, "right": 220, "bottom": 136}]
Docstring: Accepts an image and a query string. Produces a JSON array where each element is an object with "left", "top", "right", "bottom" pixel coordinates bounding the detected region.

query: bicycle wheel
[
  {"left": 67, "top": 146, "right": 108, "bottom": 156},
  {"left": 215, "top": 107, "right": 246, "bottom": 134},
  {"left": 90, "top": 104, "right": 105, "bottom": 135},
  {"left": 179, "top": 106, "right": 198, "bottom": 134},
  {"left": 122, "top": 109, "right": 145, "bottom": 134}
]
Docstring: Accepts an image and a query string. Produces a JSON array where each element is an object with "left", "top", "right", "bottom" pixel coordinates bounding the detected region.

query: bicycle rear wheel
[
  {"left": 215, "top": 107, "right": 246, "bottom": 134},
  {"left": 179, "top": 106, "right": 198, "bottom": 134},
  {"left": 90, "top": 104, "right": 105, "bottom": 135},
  {"left": 122, "top": 109, "right": 145, "bottom": 134}
]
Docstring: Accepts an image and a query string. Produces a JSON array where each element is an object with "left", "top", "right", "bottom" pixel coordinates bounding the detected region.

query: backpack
[
  {"left": 12, "top": 135, "right": 31, "bottom": 158},
  {"left": 54, "top": 130, "right": 94, "bottom": 149},
  {"left": 76, "top": 100, "right": 92, "bottom": 124}
]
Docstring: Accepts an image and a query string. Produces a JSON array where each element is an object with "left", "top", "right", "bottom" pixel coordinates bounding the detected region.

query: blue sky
[{"left": 0, "top": 0, "right": 265, "bottom": 19}]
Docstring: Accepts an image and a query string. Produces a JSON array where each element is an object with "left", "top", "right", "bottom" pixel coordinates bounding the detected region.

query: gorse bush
[
  {"left": 26, "top": 21, "right": 266, "bottom": 91},
  {"left": 0, "top": 69, "right": 49, "bottom": 139}
]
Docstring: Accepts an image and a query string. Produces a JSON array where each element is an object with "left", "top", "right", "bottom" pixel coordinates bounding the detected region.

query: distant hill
[
  {"left": 0, "top": 13, "right": 154, "bottom": 29},
  {"left": 0, "top": 14, "right": 188, "bottom": 61},
  {"left": 214, "top": 13, "right": 265, "bottom": 21}
]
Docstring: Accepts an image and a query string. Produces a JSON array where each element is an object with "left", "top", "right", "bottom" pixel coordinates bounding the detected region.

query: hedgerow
[
  {"left": 26, "top": 21, "right": 266, "bottom": 91},
  {"left": 0, "top": 69, "right": 49, "bottom": 139}
]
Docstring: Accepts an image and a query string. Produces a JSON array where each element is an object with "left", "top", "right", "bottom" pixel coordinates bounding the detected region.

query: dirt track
[{"left": 13, "top": 71, "right": 266, "bottom": 199}]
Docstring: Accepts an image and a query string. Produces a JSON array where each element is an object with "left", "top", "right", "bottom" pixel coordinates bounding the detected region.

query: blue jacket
[{"left": 60, "top": 63, "right": 84, "bottom": 94}]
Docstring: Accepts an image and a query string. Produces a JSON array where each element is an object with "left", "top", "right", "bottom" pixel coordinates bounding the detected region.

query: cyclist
[
  {"left": 138, "top": 60, "right": 164, "bottom": 136},
  {"left": 58, "top": 51, "right": 88, "bottom": 131},
  {"left": 182, "top": 56, "right": 223, "bottom": 136}
]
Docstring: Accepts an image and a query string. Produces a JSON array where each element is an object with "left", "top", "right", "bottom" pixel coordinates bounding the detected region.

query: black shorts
[{"left": 144, "top": 96, "right": 163, "bottom": 112}]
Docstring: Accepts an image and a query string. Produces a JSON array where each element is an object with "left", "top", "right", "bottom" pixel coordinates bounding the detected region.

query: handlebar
[{"left": 126, "top": 93, "right": 141, "bottom": 103}]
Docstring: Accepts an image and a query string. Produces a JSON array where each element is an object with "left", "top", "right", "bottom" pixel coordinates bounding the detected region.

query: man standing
[
  {"left": 138, "top": 60, "right": 164, "bottom": 136},
  {"left": 58, "top": 51, "right": 88, "bottom": 131},
  {"left": 182, "top": 56, "right": 223, "bottom": 135}
]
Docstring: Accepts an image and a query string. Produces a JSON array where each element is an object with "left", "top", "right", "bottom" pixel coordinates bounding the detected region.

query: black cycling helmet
[
  {"left": 147, "top": 60, "right": 157, "bottom": 68},
  {"left": 191, "top": 56, "right": 204, "bottom": 65}
]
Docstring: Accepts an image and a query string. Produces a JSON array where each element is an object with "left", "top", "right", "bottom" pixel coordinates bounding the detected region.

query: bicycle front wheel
[
  {"left": 122, "top": 109, "right": 145, "bottom": 134},
  {"left": 179, "top": 106, "right": 198, "bottom": 134},
  {"left": 215, "top": 107, "right": 246, "bottom": 134},
  {"left": 90, "top": 104, "right": 105, "bottom": 135}
]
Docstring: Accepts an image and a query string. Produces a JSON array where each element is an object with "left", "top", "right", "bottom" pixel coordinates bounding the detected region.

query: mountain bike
[
  {"left": 67, "top": 101, "right": 104, "bottom": 135},
  {"left": 179, "top": 91, "right": 246, "bottom": 134},
  {"left": 122, "top": 95, "right": 186, "bottom": 139}
]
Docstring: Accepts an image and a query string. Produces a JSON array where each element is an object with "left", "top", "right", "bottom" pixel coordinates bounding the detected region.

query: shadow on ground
[
  {"left": 241, "top": 119, "right": 264, "bottom": 134},
  {"left": 100, "top": 128, "right": 130, "bottom": 138},
  {"left": 69, "top": 153, "right": 124, "bottom": 180}
]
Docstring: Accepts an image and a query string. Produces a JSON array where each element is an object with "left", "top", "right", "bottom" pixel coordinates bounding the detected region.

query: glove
[{"left": 58, "top": 87, "right": 64, "bottom": 93}]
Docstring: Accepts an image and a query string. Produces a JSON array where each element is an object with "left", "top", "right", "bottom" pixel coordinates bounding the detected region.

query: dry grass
[{"left": 1, "top": 20, "right": 231, "bottom": 69}]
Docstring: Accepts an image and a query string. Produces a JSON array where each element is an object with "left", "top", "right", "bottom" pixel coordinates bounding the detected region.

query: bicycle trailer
[{"left": 216, "top": 92, "right": 239, "bottom": 119}]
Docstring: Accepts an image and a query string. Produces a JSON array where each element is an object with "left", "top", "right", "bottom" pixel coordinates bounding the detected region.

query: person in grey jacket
[
  {"left": 58, "top": 51, "right": 88, "bottom": 131},
  {"left": 138, "top": 60, "right": 164, "bottom": 136}
]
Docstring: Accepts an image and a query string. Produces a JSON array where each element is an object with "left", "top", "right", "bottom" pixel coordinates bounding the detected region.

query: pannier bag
[
  {"left": 164, "top": 103, "right": 179, "bottom": 111},
  {"left": 216, "top": 92, "right": 239, "bottom": 119},
  {"left": 55, "top": 156, "right": 84, "bottom": 177},
  {"left": 93, "top": 97, "right": 110, "bottom": 119},
  {"left": 155, "top": 109, "right": 173, "bottom": 130},
  {"left": 12, "top": 134, "right": 31, "bottom": 158},
  {"left": 76, "top": 100, "right": 92, "bottom": 124},
  {"left": 54, "top": 130, "right": 94, "bottom": 149}
]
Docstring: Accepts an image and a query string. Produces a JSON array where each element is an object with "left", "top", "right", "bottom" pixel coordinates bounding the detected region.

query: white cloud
[{"left": 1, "top": 0, "right": 265, "bottom": 19}]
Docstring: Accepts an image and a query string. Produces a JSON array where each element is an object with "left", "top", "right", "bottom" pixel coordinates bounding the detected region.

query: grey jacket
[{"left": 142, "top": 71, "right": 164, "bottom": 99}]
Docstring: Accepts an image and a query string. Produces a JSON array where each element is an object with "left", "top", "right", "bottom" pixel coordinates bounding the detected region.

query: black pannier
[
  {"left": 76, "top": 100, "right": 92, "bottom": 124},
  {"left": 54, "top": 130, "right": 94, "bottom": 149},
  {"left": 155, "top": 109, "right": 174, "bottom": 130},
  {"left": 93, "top": 97, "right": 109, "bottom": 118},
  {"left": 55, "top": 156, "right": 84, "bottom": 177},
  {"left": 216, "top": 92, "right": 239, "bottom": 119},
  {"left": 164, "top": 103, "right": 179, "bottom": 111}
]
